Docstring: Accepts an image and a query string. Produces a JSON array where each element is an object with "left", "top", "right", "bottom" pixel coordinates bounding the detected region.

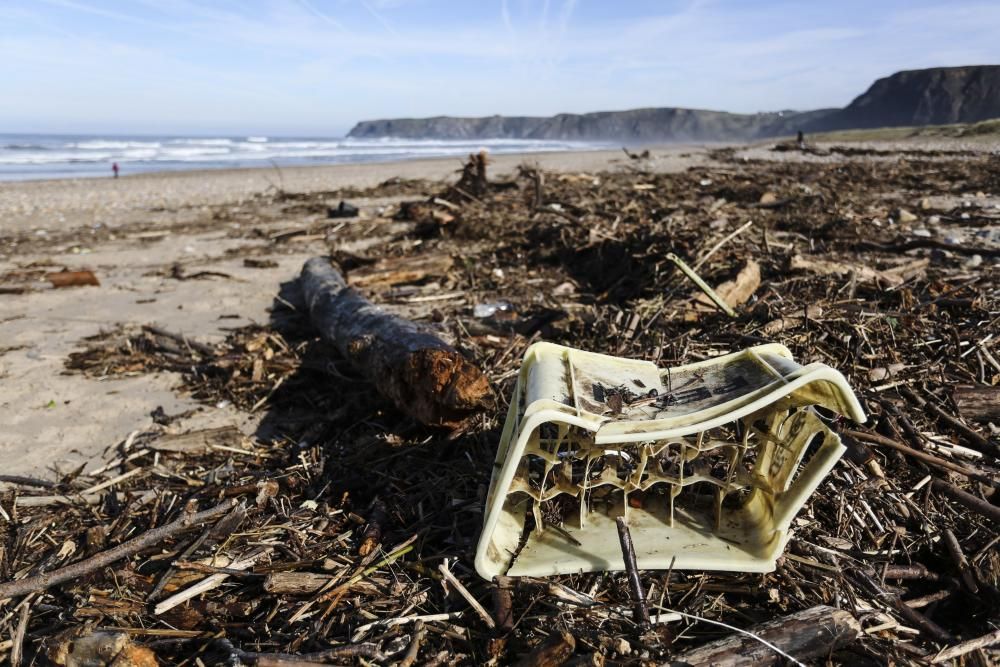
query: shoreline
[{"left": 0, "top": 147, "right": 709, "bottom": 234}]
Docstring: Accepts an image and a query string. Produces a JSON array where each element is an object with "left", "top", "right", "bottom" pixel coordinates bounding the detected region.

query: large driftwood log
[
  {"left": 299, "top": 257, "right": 492, "bottom": 429},
  {"left": 670, "top": 605, "right": 861, "bottom": 666}
]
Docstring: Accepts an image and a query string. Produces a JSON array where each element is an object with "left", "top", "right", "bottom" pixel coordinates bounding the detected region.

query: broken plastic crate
[{"left": 475, "top": 342, "right": 865, "bottom": 579}]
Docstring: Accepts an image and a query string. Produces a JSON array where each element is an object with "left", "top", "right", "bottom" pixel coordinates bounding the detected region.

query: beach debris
[
  {"left": 688, "top": 258, "right": 760, "bottom": 320},
  {"left": 299, "top": 256, "right": 492, "bottom": 428},
  {"left": 347, "top": 252, "right": 454, "bottom": 289},
  {"left": 242, "top": 257, "right": 279, "bottom": 269},
  {"left": 7, "top": 148, "right": 1000, "bottom": 665},
  {"left": 666, "top": 252, "right": 738, "bottom": 317},
  {"left": 448, "top": 150, "right": 490, "bottom": 201},
  {"left": 789, "top": 254, "right": 928, "bottom": 285},
  {"left": 327, "top": 200, "right": 359, "bottom": 218},
  {"left": 45, "top": 269, "right": 99, "bottom": 288},
  {"left": 670, "top": 605, "right": 862, "bottom": 666},
  {"left": 473, "top": 300, "right": 514, "bottom": 319},
  {"left": 0, "top": 499, "right": 237, "bottom": 601},
  {"left": 622, "top": 146, "right": 650, "bottom": 160},
  {"left": 953, "top": 385, "right": 1000, "bottom": 422},
  {"left": 48, "top": 629, "right": 158, "bottom": 667},
  {"left": 146, "top": 425, "right": 246, "bottom": 455},
  {"left": 514, "top": 630, "right": 576, "bottom": 667},
  {"left": 475, "top": 341, "right": 864, "bottom": 579}
]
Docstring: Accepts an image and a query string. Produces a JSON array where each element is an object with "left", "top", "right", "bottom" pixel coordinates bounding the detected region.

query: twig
[
  {"left": 666, "top": 252, "right": 737, "bottom": 317},
  {"left": 931, "top": 628, "right": 1000, "bottom": 664},
  {"left": 143, "top": 324, "right": 216, "bottom": 356},
  {"left": 0, "top": 499, "right": 236, "bottom": 601},
  {"left": 615, "top": 516, "right": 649, "bottom": 629},
  {"left": 667, "top": 607, "right": 809, "bottom": 666},
  {"left": 398, "top": 620, "right": 426, "bottom": 667},
  {"left": 154, "top": 548, "right": 272, "bottom": 615},
  {"left": 694, "top": 219, "right": 754, "bottom": 269},
  {"left": 351, "top": 612, "right": 460, "bottom": 643},
  {"left": 0, "top": 475, "right": 55, "bottom": 488},
  {"left": 941, "top": 528, "right": 979, "bottom": 594},
  {"left": 437, "top": 559, "right": 496, "bottom": 629},
  {"left": 932, "top": 479, "right": 1000, "bottom": 524},
  {"left": 9, "top": 599, "right": 30, "bottom": 667},
  {"left": 844, "top": 430, "right": 998, "bottom": 486},
  {"left": 900, "top": 387, "right": 995, "bottom": 456}
]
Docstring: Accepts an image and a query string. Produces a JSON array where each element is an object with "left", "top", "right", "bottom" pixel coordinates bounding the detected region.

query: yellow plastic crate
[{"left": 475, "top": 342, "right": 865, "bottom": 579}]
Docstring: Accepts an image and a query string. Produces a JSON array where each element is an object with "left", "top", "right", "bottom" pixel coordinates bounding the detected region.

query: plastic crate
[{"left": 475, "top": 342, "right": 865, "bottom": 579}]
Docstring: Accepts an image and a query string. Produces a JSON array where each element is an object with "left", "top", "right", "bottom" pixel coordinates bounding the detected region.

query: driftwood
[
  {"left": 263, "top": 572, "right": 334, "bottom": 595},
  {"left": 953, "top": 385, "right": 1000, "bottom": 422},
  {"left": 0, "top": 499, "right": 237, "bottom": 601},
  {"left": 670, "top": 605, "right": 861, "bottom": 666},
  {"left": 299, "top": 257, "right": 492, "bottom": 429}
]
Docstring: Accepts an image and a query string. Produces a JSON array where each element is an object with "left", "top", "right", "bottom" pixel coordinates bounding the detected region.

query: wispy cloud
[{"left": 2, "top": 0, "right": 998, "bottom": 134}]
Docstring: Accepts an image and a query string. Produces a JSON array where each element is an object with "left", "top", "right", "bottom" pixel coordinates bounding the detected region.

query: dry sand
[{"left": 0, "top": 147, "right": 708, "bottom": 477}]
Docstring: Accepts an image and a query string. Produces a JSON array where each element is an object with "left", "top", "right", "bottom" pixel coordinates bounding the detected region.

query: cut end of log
[{"left": 401, "top": 348, "right": 494, "bottom": 429}]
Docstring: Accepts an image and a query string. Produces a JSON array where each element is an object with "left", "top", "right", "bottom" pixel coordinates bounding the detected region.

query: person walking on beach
[{"left": 112, "top": 162, "right": 119, "bottom": 179}]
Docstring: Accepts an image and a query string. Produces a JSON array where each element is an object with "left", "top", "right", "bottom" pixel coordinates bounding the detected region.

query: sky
[{"left": 1, "top": 0, "right": 998, "bottom": 136}]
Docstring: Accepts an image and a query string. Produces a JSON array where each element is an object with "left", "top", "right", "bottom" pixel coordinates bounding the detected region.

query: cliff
[
  {"left": 347, "top": 66, "right": 1000, "bottom": 142},
  {"left": 815, "top": 65, "right": 1000, "bottom": 130},
  {"left": 348, "top": 108, "right": 835, "bottom": 142}
]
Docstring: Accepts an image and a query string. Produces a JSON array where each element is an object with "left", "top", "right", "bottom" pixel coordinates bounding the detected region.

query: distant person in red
[{"left": 112, "top": 162, "right": 119, "bottom": 179}]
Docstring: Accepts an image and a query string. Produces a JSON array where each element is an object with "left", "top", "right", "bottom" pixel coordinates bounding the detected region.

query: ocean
[{"left": 0, "top": 134, "right": 595, "bottom": 181}]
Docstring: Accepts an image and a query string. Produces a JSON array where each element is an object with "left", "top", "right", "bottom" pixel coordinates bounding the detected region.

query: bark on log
[
  {"left": 299, "top": 257, "right": 492, "bottom": 429},
  {"left": 953, "top": 386, "right": 1000, "bottom": 423},
  {"left": 263, "top": 572, "right": 334, "bottom": 595},
  {"left": 670, "top": 605, "right": 861, "bottom": 666}
]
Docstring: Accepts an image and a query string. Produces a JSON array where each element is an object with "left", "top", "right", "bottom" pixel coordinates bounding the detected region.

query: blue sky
[{"left": 1, "top": 0, "right": 998, "bottom": 136}]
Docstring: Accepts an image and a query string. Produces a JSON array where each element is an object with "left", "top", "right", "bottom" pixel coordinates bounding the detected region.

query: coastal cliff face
[
  {"left": 347, "top": 66, "right": 1000, "bottom": 142},
  {"left": 819, "top": 65, "right": 1000, "bottom": 130},
  {"left": 347, "top": 107, "right": 835, "bottom": 142}
]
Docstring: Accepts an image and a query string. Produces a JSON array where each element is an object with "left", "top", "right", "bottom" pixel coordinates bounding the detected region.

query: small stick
[
  {"left": 666, "top": 253, "right": 737, "bottom": 317},
  {"left": 941, "top": 528, "right": 979, "bottom": 594},
  {"left": 904, "top": 588, "right": 954, "bottom": 609},
  {"left": 174, "top": 560, "right": 266, "bottom": 578},
  {"left": 143, "top": 324, "right": 216, "bottom": 356},
  {"left": 845, "top": 430, "right": 997, "bottom": 486},
  {"left": 437, "top": 559, "right": 496, "bottom": 629},
  {"left": 932, "top": 479, "right": 1000, "bottom": 524},
  {"left": 0, "top": 499, "right": 236, "bottom": 601},
  {"left": 9, "top": 600, "right": 30, "bottom": 667},
  {"left": 0, "top": 475, "right": 55, "bottom": 488},
  {"left": 900, "top": 387, "right": 996, "bottom": 456},
  {"left": 882, "top": 564, "right": 940, "bottom": 581},
  {"left": 154, "top": 548, "right": 272, "bottom": 615},
  {"left": 694, "top": 219, "right": 754, "bottom": 270},
  {"left": 398, "top": 620, "right": 426, "bottom": 667},
  {"left": 615, "top": 516, "right": 649, "bottom": 629},
  {"left": 931, "top": 627, "right": 1000, "bottom": 664},
  {"left": 351, "top": 612, "right": 460, "bottom": 642}
]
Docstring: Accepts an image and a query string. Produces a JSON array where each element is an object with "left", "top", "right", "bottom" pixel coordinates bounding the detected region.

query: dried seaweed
[{"left": 3, "top": 147, "right": 999, "bottom": 665}]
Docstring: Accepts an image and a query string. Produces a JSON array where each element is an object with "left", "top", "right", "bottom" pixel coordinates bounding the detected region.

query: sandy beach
[
  {"left": 4, "top": 139, "right": 999, "bottom": 477},
  {"left": 0, "top": 147, "right": 710, "bottom": 476}
]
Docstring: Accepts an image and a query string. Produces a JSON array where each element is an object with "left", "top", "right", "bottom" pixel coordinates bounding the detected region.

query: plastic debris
[{"left": 475, "top": 342, "right": 865, "bottom": 579}]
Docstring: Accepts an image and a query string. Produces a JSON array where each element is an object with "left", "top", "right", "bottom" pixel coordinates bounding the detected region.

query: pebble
[{"left": 898, "top": 208, "right": 917, "bottom": 223}]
